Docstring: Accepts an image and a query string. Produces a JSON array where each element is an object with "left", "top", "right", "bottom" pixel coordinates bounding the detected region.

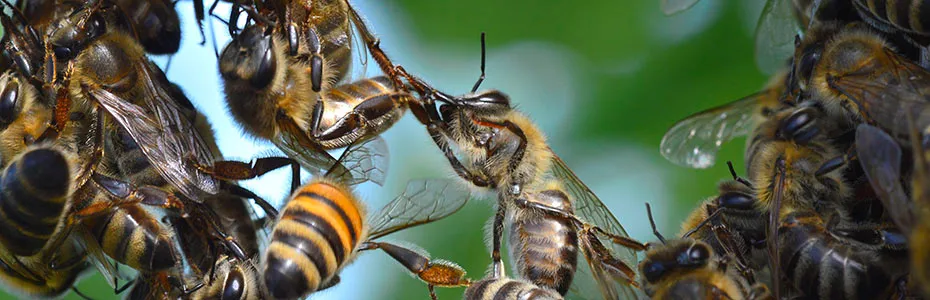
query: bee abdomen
[
  {"left": 779, "top": 211, "right": 902, "bottom": 300},
  {"left": 0, "top": 147, "right": 70, "bottom": 256},
  {"left": 509, "top": 216, "right": 579, "bottom": 295},
  {"left": 263, "top": 181, "right": 363, "bottom": 298},
  {"left": 857, "top": 0, "right": 930, "bottom": 34},
  {"left": 464, "top": 278, "right": 564, "bottom": 300},
  {"left": 87, "top": 205, "right": 177, "bottom": 271}
]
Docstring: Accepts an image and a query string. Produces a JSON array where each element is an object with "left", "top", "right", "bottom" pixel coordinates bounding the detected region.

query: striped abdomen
[
  {"left": 779, "top": 211, "right": 907, "bottom": 300},
  {"left": 464, "top": 278, "right": 564, "bottom": 300},
  {"left": 310, "top": 0, "right": 352, "bottom": 83},
  {"left": 854, "top": 0, "right": 930, "bottom": 35},
  {"left": 263, "top": 179, "right": 365, "bottom": 299},
  {"left": 316, "top": 76, "right": 412, "bottom": 149},
  {"left": 85, "top": 204, "right": 178, "bottom": 272},
  {"left": 0, "top": 147, "right": 71, "bottom": 256},
  {"left": 509, "top": 212, "right": 578, "bottom": 295}
]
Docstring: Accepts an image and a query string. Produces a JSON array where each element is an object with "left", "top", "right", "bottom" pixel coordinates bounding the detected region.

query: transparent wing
[
  {"left": 754, "top": 0, "right": 801, "bottom": 74},
  {"left": 73, "top": 225, "right": 126, "bottom": 289},
  {"left": 272, "top": 114, "right": 344, "bottom": 178},
  {"left": 367, "top": 179, "right": 471, "bottom": 240},
  {"left": 829, "top": 49, "right": 930, "bottom": 138},
  {"left": 83, "top": 62, "right": 220, "bottom": 202},
  {"left": 660, "top": 93, "right": 765, "bottom": 169},
  {"left": 856, "top": 124, "right": 913, "bottom": 231},
  {"left": 548, "top": 155, "right": 640, "bottom": 300},
  {"left": 329, "top": 136, "right": 389, "bottom": 186},
  {"left": 660, "top": 0, "right": 701, "bottom": 15}
]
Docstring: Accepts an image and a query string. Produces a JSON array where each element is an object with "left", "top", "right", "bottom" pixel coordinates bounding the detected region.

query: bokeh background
[{"left": 0, "top": 0, "right": 774, "bottom": 299}]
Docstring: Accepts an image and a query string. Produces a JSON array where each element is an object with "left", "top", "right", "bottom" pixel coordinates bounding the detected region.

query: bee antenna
[
  {"left": 646, "top": 203, "right": 667, "bottom": 244},
  {"left": 470, "top": 32, "right": 486, "bottom": 93},
  {"left": 727, "top": 161, "right": 752, "bottom": 187},
  {"left": 681, "top": 205, "right": 724, "bottom": 238}
]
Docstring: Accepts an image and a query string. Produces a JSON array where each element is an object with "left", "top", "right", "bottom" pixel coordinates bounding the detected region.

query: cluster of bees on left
[{"left": 0, "top": 0, "right": 659, "bottom": 299}]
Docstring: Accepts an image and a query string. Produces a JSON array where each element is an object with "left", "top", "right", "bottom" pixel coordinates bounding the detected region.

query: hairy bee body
[
  {"left": 0, "top": 145, "right": 73, "bottom": 256},
  {"left": 852, "top": 0, "right": 930, "bottom": 36},
  {"left": 189, "top": 257, "right": 261, "bottom": 300},
  {"left": 508, "top": 188, "right": 578, "bottom": 295},
  {"left": 680, "top": 181, "right": 767, "bottom": 269},
  {"left": 113, "top": 0, "right": 181, "bottom": 54},
  {"left": 82, "top": 201, "right": 178, "bottom": 272},
  {"left": 280, "top": 0, "right": 353, "bottom": 85},
  {"left": 464, "top": 277, "right": 564, "bottom": 300},
  {"left": 778, "top": 210, "right": 908, "bottom": 299},
  {"left": 0, "top": 238, "right": 88, "bottom": 298},
  {"left": 263, "top": 178, "right": 366, "bottom": 299},
  {"left": 640, "top": 239, "right": 761, "bottom": 300}
]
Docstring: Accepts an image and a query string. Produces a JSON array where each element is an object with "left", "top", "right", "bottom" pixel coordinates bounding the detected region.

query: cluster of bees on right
[{"left": 657, "top": 0, "right": 930, "bottom": 299}]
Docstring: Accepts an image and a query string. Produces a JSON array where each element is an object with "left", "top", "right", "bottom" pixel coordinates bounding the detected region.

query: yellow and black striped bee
[
  {"left": 262, "top": 137, "right": 473, "bottom": 299},
  {"left": 463, "top": 274, "right": 564, "bottom": 300}
]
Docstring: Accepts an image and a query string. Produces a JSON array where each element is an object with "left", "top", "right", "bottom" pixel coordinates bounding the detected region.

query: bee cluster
[
  {"left": 0, "top": 0, "right": 657, "bottom": 299},
  {"left": 657, "top": 0, "right": 930, "bottom": 299}
]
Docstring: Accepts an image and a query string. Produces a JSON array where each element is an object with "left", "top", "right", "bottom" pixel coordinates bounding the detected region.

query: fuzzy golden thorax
[
  {"left": 749, "top": 140, "right": 849, "bottom": 220},
  {"left": 0, "top": 73, "right": 51, "bottom": 165}
]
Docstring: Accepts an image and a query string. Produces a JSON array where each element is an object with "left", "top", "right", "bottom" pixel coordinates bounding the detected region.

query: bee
[
  {"left": 392, "top": 35, "right": 644, "bottom": 299},
  {"left": 463, "top": 275, "right": 564, "bottom": 300},
  {"left": 41, "top": 1, "right": 222, "bottom": 202},
  {"left": 262, "top": 137, "right": 473, "bottom": 299},
  {"left": 0, "top": 234, "right": 90, "bottom": 298},
  {"left": 640, "top": 203, "right": 772, "bottom": 300},
  {"left": 215, "top": 22, "right": 426, "bottom": 182},
  {"left": 184, "top": 256, "right": 263, "bottom": 300},
  {"left": 907, "top": 119, "right": 930, "bottom": 297},
  {"left": 679, "top": 163, "right": 767, "bottom": 271},
  {"left": 659, "top": 70, "right": 790, "bottom": 169},
  {"left": 507, "top": 181, "right": 647, "bottom": 298},
  {"left": 790, "top": 21, "right": 930, "bottom": 143}
]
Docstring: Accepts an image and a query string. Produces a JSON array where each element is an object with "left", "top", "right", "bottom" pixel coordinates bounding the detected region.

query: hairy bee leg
[
  {"left": 198, "top": 156, "right": 301, "bottom": 193},
  {"left": 426, "top": 124, "right": 492, "bottom": 187},
  {"left": 221, "top": 182, "right": 279, "bottom": 219},
  {"left": 491, "top": 204, "right": 506, "bottom": 277},
  {"left": 190, "top": 202, "right": 248, "bottom": 260},
  {"left": 360, "top": 241, "right": 470, "bottom": 298},
  {"left": 579, "top": 228, "right": 638, "bottom": 286},
  {"left": 814, "top": 146, "right": 857, "bottom": 177},
  {"left": 305, "top": 27, "right": 324, "bottom": 92},
  {"left": 74, "top": 107, "right": 106, "bottom": 191},
  {"left": 90, "top": 173, "right": 185, "bottom": 210},
  {"left": 312, "top": 93, "right": 408, "bottom": 141},
  {"left": 515, "top": 197, "right": 646, "bottom": 250}
]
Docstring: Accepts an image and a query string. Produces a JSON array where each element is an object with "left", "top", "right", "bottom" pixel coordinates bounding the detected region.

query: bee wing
[
  {"left": 73, "top": 225, "right": 128, "bottom": 289},
  {"left": 855, "top": 124, "right": 913, "bottom": 232},
  {"left": 548, "top": 155, "right": 640, "bottom": 299},
  {"left": 660, "top": 0, "right": 701, "bottom": 15},
  {"left": 367, "top": 179, "right": 470, "bottom": 240},
  {"left": 82, "top": 63, "right": 220, "bottom": 202},
  {"left": 272, "top": 114, "right": 345, "bottom": 177},
  {"left": 327, "top": 136, "right": 390, "bottom": 186},
  {"left": 754, "top": 0, "right": 800, "bottom": 74},
  {"left": 660, "top": 93, "right": 765, "bottom": 169},
  {"left": 829, "top": 48, "right": 930, "bottom": 137}
]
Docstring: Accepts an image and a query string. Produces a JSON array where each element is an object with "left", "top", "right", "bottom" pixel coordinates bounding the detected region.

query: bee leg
[
  {"left": 474, "top": 119, "right": 527, "bottom": 195},
  {"left": 491, "top": 203, "right": 506, "bottom": 277},
  {"left": 222, "top": 182, "right": 279, "bottom": 219},
  {"left": 814, "top": 146, "right": 857, "bottom": 177},
  {"left": 579, "top": 227, "right": 638, "bottom": 286},
  {"left": 360, "top": 241, "right": 470, "bottom": 295},
  {"left": 198, "top": 156, "right": 301, "bottom": 194},
  {"left": 426, "top": 123, "right": 493, "bottom": 187},
  {"left": 305, "top": 27, "right": 325, "bottom": 92},
  {"left": 74, "top": 108, "right": 106, "bottom": 190},
  {"left": 776, "top": 106, "right": 820, "bottom": 143},
  {"left": 90, "top": 173, "right": 185, "bottom": 211}
]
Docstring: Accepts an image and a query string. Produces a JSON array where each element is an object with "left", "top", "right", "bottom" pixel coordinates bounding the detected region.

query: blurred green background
[{"left": 0, "top": 0, "right": 773, "bottom": 299}]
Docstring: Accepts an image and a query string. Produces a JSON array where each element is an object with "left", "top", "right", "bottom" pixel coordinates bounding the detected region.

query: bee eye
[
  {"left": 686, "top": 244, "right": 710, "bottom": 265},
  {"left": 642, "top": 261, "right": 666, "bottom": 283},
  {"left": 797, "top": 49, "right": 821, "bottom": 85},
  {"left": 249, "top": 45, "right": 276, "bottom": 89},
  {"left": 716, "top": 192, "right": 755, "bottom": 210},
  {"left": 778, "top": 107, "right": 819, "bottom": 143},
  {"left": 476, "top": 90, "right": 510, "bottom": 108},
  {"left": 53, "top": 46, "right": 73, "bottom": 60},
  {"left": 0, "top": 81, "right": 20, "bottom": 125},
  {"left": 222, "top": 269, "right": 246, "bottom": 299},
  {"left": 89, "top": 15, "right": 106, "bottom": 39}
]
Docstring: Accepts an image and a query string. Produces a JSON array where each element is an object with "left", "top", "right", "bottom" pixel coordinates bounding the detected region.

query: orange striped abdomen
[{"left": 263, "top": 180, "right": 365, "bottom": 299}]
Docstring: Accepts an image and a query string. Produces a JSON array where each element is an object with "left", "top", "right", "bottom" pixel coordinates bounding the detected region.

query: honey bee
[
  {"left": 463, "top": 275, "right": 564, "bottom": 300},
  {"left": 906, "top": 118, "right": 930, "bottom": 297},
  {"left": 185, "top": 256, "right": 263, "bottom": 300},
  {"left": 641, "top": 203, "right": 772, "bottom": 300},
  {"left": 41, "top": 2, "right": 222, "bottom": 202},
  {"left": 392, "top": 38, "right": 644, "bottom": 299},
  {"left": 659, "top": 70, "right": 789, "bottom": 169},
  {"left": 507, "top": 181, "right": 647, "bottom": 298},
  {"left": 262, "top": 138, "right": 472, "bottom": 299},
  {"left": 789, "top": 21, "right": 930, "bottom": 142},
  {"left": 0, "top": 235, "right": 90, "bottom": 298}
]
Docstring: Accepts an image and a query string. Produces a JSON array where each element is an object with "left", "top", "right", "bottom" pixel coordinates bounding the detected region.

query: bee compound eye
[
  {"left": 222, "top": 269, "right": 246, "bottom": 300},
  {"left": 249, "top": 40, "right": 276, "bottom": 89},
  {"left": 0, "top": 80, "right": 19, "bottom": 125},
  {"left": 688, "top": 244, "right": 710, "bottom": 263},
  {"left": 642, "top": 261, "right": 666, "bottom": 283},
  {"left": 716, "top": 192, "right": 755, "bottom": 210}
]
